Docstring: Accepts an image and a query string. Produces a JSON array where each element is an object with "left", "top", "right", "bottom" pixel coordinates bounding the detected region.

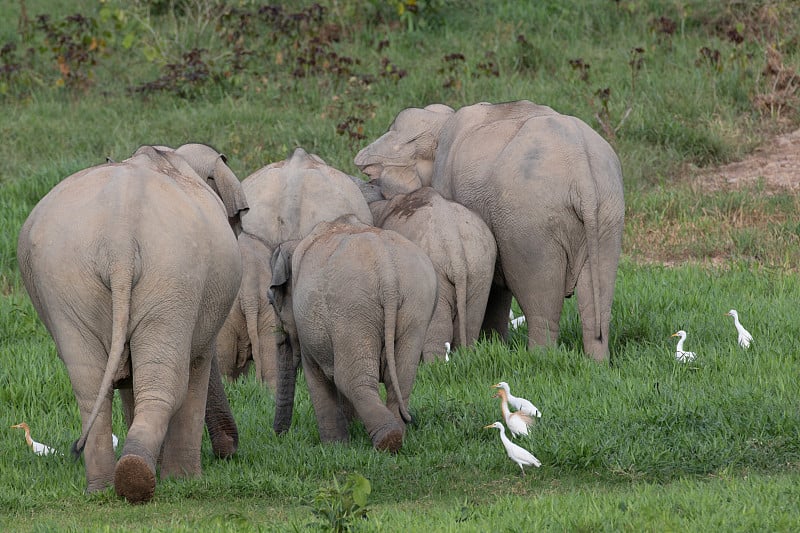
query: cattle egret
[
  {"left": 509, "top": 310, "right": 527, "bottom": 329},
  {"left": 444, "top": 342, "right": 451, "bottom": 362},
  {"left": 492, "top": 387, "right": 534, "bottom": 437},
  {"left": 113, "top": 433, "right": 119, "bottom": 450},
  {"left": 11, "top": 422, "right": 60, "bottom": 456},
  {"left": 492, "top": 381, "right": 541, "bottom": 418},
  {"left": 725, "top": 309, "right": 753, "bottom": 348},
  {"left": 671, "top": 330, "right": 697, "bottom": 363},
  {"left": 484, "top": 421, "right": 541, "bottom": 475}
]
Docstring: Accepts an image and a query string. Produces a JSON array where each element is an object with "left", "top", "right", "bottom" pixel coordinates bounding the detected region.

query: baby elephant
[{"left": 268, "top": 215, "right": 437, "bottom": 452}]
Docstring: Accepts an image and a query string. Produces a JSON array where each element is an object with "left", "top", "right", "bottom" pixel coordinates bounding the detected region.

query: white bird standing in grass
[
  {"left": 726, "top": 309, "right": 753, "bottom": 348},
  {"left": 492, "top": 387, "right": 535, "bottom": 437},
  {"left": 492, "top": 381, "right": 542, "bottom": 418},
  {"left": 509, "top": 310, "right": 527, "bottom": 329},
  {"left": 11, "top": 422, "right": 60, "bottom": 456},
  {"left": 671, "top": 330, "right": 697, "bottom": 363},
  {"left": 484, "top": 421, "right": 541, "bottom": 475},
  {"left": 444, "top": 342, "right": 451, "bottom": 362}
]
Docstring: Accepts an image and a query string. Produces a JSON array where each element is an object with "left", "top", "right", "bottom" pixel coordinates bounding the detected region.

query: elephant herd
[{"left": 16, "top": 100, "right": 625, "bottom": 503}]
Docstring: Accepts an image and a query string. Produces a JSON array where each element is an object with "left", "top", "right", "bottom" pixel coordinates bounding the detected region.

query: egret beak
[
  {"left": 491, "top": 392, "right": 499, "bottom": 399},
  {"left": 724, "top": 312, "right": 732, "bottom": 316},
  {"left": 483, "top": 424, "right": 495, "bottom": 429},
  {"left": 671, "top": 332, "right": 679, "bottom": 337},
  {"left": 490, "top": 383, "right": 500, "bottom": 389}
]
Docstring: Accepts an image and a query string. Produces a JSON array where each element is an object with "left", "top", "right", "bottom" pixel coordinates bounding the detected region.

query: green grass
[{"left": 2, "top": 0, "right": 800, "bottom": 530}]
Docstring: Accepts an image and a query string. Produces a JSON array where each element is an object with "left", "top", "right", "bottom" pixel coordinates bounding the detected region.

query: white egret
[
  {"left": 484, "top": 421, "right": 541, "bottom": 475},
  {"left": 492, "top": 381, "right": 541, "bottom": 418},
  {"left": 11, "top": 422, "right": 60, "bottom": 456},
  {"left": 492, "top": 387, "right": 534, "bottom": 437},
  {"left": 670, "top": 330, "right": 697, "bottom": 363},
  {"left": 444, "top": 342, "right": 451, "bottom": 362},
  {"left": 725, "top": 309, "right": 753, "bottom": 349},
  {"left": 113, "top": 433, "right": 119, "bottom": 450}
]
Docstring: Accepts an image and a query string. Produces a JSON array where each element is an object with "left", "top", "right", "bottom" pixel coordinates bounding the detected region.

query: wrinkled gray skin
[
  {"left": 369, "top": 187, "right": 496, "bottom": 361},
  {"left": 227, "top": 148, "right": 371, "bottom": 388},
  {"left": 215, "top": 232, "right": 278, "bottom": 388},
  {"left": 355, "top": 101, "right": 625, "bottom": 362},
  {"left": 17, "top": 143, "right": 248, "bottom": 503},
  {"left": 268, "top": 216, "right": 437, "bottom": 453}
]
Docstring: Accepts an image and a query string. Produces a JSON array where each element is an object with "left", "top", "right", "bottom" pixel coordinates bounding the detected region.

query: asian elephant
[
  {"left": 215, "top": 231, "right": 278, "bottom": 388},
  {"left": 369, "top": 187, "right": 496, "bottom": 361},
  {"left": 241, "top": 147, "right": 373, "bottom": 249},
  {"left": 226, "top": 148, "right": 372, "bottom": 387},
  {"left": 354, "top": 100, "right": 625, "bottom": 362},
  {"left": 17, "top": 143, "right": 248, "bottom": 503},
  {"left": 268, "top": 215, "right": 437, "bottom": 452}
]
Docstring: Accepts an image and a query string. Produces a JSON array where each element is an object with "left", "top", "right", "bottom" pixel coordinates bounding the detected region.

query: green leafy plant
[{"left": 306, "top": 473, "right": 372, "bottom": 532}]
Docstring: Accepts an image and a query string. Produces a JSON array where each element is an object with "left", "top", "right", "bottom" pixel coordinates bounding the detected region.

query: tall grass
[{"left": 1, "top": 0, "right": 799, "bottom": 530}]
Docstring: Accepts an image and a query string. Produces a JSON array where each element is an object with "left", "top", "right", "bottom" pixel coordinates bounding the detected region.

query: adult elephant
[
  {"left": 354, "top": 100, "right": 625, "bottom": 362},
  {"left": 220, "top": 147, "right": 372, "bottom": 388},
  {"left": 268, "top": 215, "right": 437, "bottom": 452},
  {"left": 369, "top": 187, "right": 496, "bottom": 361},
  {"left": 17, "top": 143, "right": 248, "bottom": 503}
]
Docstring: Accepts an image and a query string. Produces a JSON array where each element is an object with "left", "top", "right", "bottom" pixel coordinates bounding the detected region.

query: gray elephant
[
  {"left": 223, "top": 148, "right": 372, "bottom": 387},
  {"left": 215, "top": 232, "right": 278, "bottom": 388},
  {"left": 17, "top": 143, "right": 248, "bottom": 503},
  {"left": 354, "top": 100, "right": 625, "bottom": 362},
  {"left": 268, "top": 215, "right": 437, "bottom": 452},
  {"left": 369, "top": 187, "right": 496, "bottom": 361},
  {"left": 241, "top": 147, "right": 373, "bottom": 249}
]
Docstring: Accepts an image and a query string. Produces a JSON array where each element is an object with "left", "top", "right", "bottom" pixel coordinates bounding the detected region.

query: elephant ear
[{"left": 268, "top": 242, "right": 295, "bottom": 314}]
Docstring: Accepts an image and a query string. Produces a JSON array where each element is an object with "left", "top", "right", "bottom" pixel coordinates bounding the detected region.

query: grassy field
[{"left": 2, "top": 1, "right": 800, "bottom": 531}]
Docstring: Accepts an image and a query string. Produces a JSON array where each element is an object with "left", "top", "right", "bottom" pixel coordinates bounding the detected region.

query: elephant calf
[
  {"left": 369, "top": 187, "right": 496, "bottom": 361},
  {"left": 268, "top": 215, "right": 437, "bottom": 452}
]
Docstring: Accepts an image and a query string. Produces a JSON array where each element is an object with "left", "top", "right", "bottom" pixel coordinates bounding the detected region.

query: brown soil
[{"left": 690, "top": 127, "right": 800, "bottom": 193}]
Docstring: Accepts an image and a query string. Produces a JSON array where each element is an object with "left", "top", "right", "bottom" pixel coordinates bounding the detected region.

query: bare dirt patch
[{"left": 691, "top": 127, "right": 800, "bottom": 193}]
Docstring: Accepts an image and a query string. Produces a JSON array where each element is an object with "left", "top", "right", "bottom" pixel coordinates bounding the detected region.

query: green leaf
[{"left": 122, "top": 32, "right": 136, "bottom": 50}]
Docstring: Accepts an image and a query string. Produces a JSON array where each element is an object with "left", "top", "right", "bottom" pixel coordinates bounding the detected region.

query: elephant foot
[
  {"left": 373, "top": 427, "right": 404, "bottom": 454},
  {"left": 114, "top": 455, "right": 156, "bottom": 504}
]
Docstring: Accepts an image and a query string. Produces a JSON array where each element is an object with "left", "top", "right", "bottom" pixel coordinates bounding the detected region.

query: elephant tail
[
  {"left": 242, "top": 298, "right": 260, "bottom": 375},
  {"left": 580, "top": 154, "right": 604, "bottom": 344},
  {"left": 453, "top": 267, "right": 469, "bottom": 348},
  {"left": 72, "top": 260, "right": 135, "bottom": 458},
  {"left": 383, "top": 285, "right": 412, "bottom": 425}
]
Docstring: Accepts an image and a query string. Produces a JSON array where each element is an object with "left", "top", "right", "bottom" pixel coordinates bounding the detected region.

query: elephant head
[
  {"left": 267, "top": 240, "right": 302, "bottom": 434},
  {"left": 354, "top": 104, "right": 453, "bottom": 198},
  {"left": 173, "top": 143, "right": 250, "bottom": 235}
]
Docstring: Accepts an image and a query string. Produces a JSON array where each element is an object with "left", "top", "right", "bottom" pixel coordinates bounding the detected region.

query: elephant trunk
[
  {"left": 273, "top": 335, "right": 298, "bottom": 434},
  {"left": 205, "top": 353, "right": 239, "bottom": 458}
]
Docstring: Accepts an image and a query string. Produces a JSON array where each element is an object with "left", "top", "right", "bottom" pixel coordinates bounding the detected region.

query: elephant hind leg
[{"left": 58, "top": 327, "right": 117, "bottom": 493}]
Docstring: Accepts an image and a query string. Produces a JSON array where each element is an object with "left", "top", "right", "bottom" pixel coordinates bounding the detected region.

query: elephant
[
  {"left": 369, "top": 187, "right": 496, "bottom": 361},
  {"left": 240, "top": 147, "right": 373, "bottom": 249},
  {"left": 215, "top": 231, "right": 278, "bottom": 388},
  {"left": 268, "top": 215, "right": 437, "bottom": 452},
  {"left": 221, "top": 147, "right": 372, "bottom": 387},
  {"left": 16, "top": 143, "right": 248, "bottom": 503},
  {"left": 354, "top": 100, "right": 625, "bottom": 362}
]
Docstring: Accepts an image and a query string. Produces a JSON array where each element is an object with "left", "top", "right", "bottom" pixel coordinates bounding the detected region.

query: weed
[{"left": 305, "top": 473, "right": 372, "bottom": 532}]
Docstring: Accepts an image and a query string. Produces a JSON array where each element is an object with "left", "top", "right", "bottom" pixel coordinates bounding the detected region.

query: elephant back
[{"left": 241, "top": 149, "right": 373, "bottom": 248}]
